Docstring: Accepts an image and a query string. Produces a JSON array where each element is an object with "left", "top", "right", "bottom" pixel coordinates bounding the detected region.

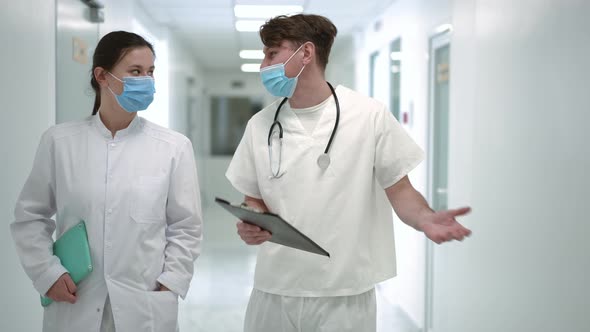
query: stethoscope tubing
[{"left": 267, "top": 82, "right": 340, "bottom": 155}]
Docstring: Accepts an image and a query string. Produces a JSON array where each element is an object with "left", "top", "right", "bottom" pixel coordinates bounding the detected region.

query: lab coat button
[
  {"left": 110, "top": 143, "right": 116, "bottom": 147},
  {"left": 107, "top": 208, "right": 113, "bottom": 214}
]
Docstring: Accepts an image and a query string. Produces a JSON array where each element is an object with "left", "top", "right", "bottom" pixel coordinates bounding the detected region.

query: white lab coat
[{"left": 11, "top": 114, "right": 202, "bottom": 332}]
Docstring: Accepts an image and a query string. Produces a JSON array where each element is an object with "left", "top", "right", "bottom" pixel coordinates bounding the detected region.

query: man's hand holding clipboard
[
  {"left": 215, "top": 197, "right": 330, "bottom": 257},
  {"left": 236, "top": 197, "right": 272, "bottom": 245}
]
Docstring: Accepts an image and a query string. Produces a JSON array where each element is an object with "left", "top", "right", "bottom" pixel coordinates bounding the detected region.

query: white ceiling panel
[
  {"left": 136, "top": 0, "right": 397, "bottom": 69},
  {"left": 144, "top": 0, "right": 233, "bottom": 7},
  {"left": 235, "top": 0, "right": 305, "bottom": 6}
]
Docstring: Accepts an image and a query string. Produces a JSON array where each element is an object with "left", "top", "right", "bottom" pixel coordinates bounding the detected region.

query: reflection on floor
[{"left": 178, "top": 206, "right": 420, "bottom": 332}]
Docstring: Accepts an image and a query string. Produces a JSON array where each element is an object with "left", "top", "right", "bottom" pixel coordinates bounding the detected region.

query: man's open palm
[{"left": 422, "top": 207, "right": 472, "bottom": 244}]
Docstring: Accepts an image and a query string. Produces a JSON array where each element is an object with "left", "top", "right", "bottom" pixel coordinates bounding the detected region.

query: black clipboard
[{"left": 215, "top": 197, "right": 330, "bottom": 257}]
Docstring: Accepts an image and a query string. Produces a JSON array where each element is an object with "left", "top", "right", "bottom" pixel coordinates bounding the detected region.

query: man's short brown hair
[{"left": 259, "top": 14, "right": 338, "bottom": 69}]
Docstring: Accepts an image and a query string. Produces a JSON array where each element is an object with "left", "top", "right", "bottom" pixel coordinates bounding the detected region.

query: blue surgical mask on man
[
  {"left": 260, "top": 44, "right": 306, "bottom": 98},
  {"left": 108, "top": 72, "right": 156, "bottom": 112}
]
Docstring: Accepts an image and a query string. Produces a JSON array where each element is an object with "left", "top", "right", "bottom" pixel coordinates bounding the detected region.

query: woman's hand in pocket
[{"left": 157, "top": 283, "right": 171, "bottom": 292}]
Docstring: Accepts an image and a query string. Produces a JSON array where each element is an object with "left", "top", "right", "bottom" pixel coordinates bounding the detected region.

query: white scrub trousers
[{"left": 244, "top": 288, "right": 376, "bottom": 332}]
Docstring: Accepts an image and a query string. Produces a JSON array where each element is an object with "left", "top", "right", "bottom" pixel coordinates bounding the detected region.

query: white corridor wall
[
  {"left": 354, "top": 0, "right": 454, "bottom": 326},
  {"left": 0, "top": 0, "right": 204, "bottom": 330},
  {"left": 0, "top": 0, "right": 56, "bottom": 330},
  {"left": 434, "top": 0, "right": 590, "bottom": 331}
]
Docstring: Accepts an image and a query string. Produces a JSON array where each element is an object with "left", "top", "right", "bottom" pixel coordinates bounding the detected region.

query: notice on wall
[
  {"left": 437, "top": 63, "right": 449, "bottom": 83},
  {"left": 72, "top": 37, "right": 88, "bottom": 64}
]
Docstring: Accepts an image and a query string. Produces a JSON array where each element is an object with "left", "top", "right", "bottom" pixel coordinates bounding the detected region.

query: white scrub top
[
  {"left": 11, "top": 114, "right": 202, "bottom": 332},
  {"left": 226, "top": 85, "right": 424, "bottom": 297}
]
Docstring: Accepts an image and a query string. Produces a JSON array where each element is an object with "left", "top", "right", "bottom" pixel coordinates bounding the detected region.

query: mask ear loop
[
  {"left": 284, "top": 43, "right": 306, "bottom": 65},
  {"left": 106, "top": 72, "right": 124, "bottom": 96},
  {"left": 291, "top": 43, "right": 308, "bottom": 78},
  {"left": 108, "top": 72, "right": 123, "bottom": 82},
  {"left": 295, "top": 64, "right": 306, "bottom": 78},
  {"left": 285, "top": 44, "right": 307, "bottom": 85}
]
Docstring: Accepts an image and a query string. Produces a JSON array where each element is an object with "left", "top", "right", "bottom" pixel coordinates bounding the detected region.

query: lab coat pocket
[
  {"left": 42, "top": 300, "right": 72, "bottom": 332},
  {"left": 147, "top": 290, "right": 179, "bottom": 332},
  {"left": 131, "top": 176, "right": 168, "bottom": 224}
]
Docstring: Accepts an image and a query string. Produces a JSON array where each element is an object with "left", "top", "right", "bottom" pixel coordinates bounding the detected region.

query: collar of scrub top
[
  {"left": 267, "top": 81, "right": 340, "bottom": 177},
  {"left": 92, "top": 112, "right": 143, "bottom": 140}
]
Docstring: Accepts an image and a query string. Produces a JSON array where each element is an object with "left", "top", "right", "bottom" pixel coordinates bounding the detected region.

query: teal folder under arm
[{"left": 40, "top": 221, "right": 93, "bottom": 307}]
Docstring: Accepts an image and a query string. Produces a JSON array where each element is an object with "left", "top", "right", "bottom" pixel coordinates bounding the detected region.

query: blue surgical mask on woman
[
  {"left": 260, "top": 44, "right": 306, "bottom": 98},
  {"left": 108, "top": 72, "right": 156, "bottom": 112}
]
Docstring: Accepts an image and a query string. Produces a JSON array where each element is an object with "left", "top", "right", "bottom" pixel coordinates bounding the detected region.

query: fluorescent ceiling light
[
  {"left": 241, "top": 63, "right": 261, "bottom": 73},
  {"left": 235, "top": 20, "right": 265, "bottom": 32},
  {"left": 240, "top": 50, "right": 265, "bottom": 59},
  {"left": 434, "top": 23, "right": 453, "bottom": 34},
  {"left": 234, "top": 5, "right": 303, "bottom": 18}
]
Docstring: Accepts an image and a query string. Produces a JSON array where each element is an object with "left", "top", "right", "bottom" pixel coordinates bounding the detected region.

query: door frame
[{"left": 424, "top": 28, "right": 452, "bottom": 332}]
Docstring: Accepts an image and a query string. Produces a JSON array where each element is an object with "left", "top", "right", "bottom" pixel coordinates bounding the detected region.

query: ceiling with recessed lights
[{"left": 138, "top": 0, "right": 396, "bottom": 70}]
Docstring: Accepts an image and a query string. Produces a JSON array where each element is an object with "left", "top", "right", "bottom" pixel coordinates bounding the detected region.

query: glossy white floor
[{"left": 178, "top": 206, "right": 419, "bottom": 332}]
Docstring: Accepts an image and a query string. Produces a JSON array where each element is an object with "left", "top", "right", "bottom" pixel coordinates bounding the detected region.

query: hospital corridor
[{"left": 1, "top": 0, "right": 589, "bottom": 331}]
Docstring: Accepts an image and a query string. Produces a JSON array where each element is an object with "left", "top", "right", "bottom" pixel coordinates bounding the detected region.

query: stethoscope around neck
[{"left": 267, "top": 82, "right": 340, "bottom": 179}]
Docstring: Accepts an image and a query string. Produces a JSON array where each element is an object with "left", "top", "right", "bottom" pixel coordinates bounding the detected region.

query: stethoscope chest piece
[{"left": 317, "top": 153, "right": 331, "bottom": 170}]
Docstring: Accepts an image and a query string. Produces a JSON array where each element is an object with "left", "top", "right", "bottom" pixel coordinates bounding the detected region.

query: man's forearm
[{"left": 385, "top": 176, "right": 434, "bottom": 231}]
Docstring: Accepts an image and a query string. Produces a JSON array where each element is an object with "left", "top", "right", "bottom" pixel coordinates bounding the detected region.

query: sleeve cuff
[
  {"left": 380, "top": 151, "right": 425, "bottom": 189},
  {"left": 157, "top": 272, "right": 189, "bottom": 299},
  {"left": 225, "top": 173, "right": 262, "bottom": 199},
  {"left": 33, "top": 264, "right": 68, "bottom": 296}
]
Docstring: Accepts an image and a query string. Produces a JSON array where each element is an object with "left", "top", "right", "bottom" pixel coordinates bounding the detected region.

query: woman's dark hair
[{"left": 90, "top": 31, "right": 155, "bottom": 115}]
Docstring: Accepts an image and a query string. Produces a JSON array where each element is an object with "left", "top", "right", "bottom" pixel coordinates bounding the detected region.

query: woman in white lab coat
[{"left": 10, "top": 31, "right": 202, "bottom": 332}]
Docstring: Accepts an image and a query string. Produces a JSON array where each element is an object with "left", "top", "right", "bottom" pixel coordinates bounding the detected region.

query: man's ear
[
  {"left": 94, "top": 67, "right": 108, "bottom": 87},
  {"left": 302, "top": 42, "right": 315, "bottom": 66}
]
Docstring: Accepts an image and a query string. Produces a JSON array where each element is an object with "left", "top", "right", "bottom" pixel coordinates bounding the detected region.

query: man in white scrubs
[{"left": 226, "top": 14, "right": 472, "bottom": 332}]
